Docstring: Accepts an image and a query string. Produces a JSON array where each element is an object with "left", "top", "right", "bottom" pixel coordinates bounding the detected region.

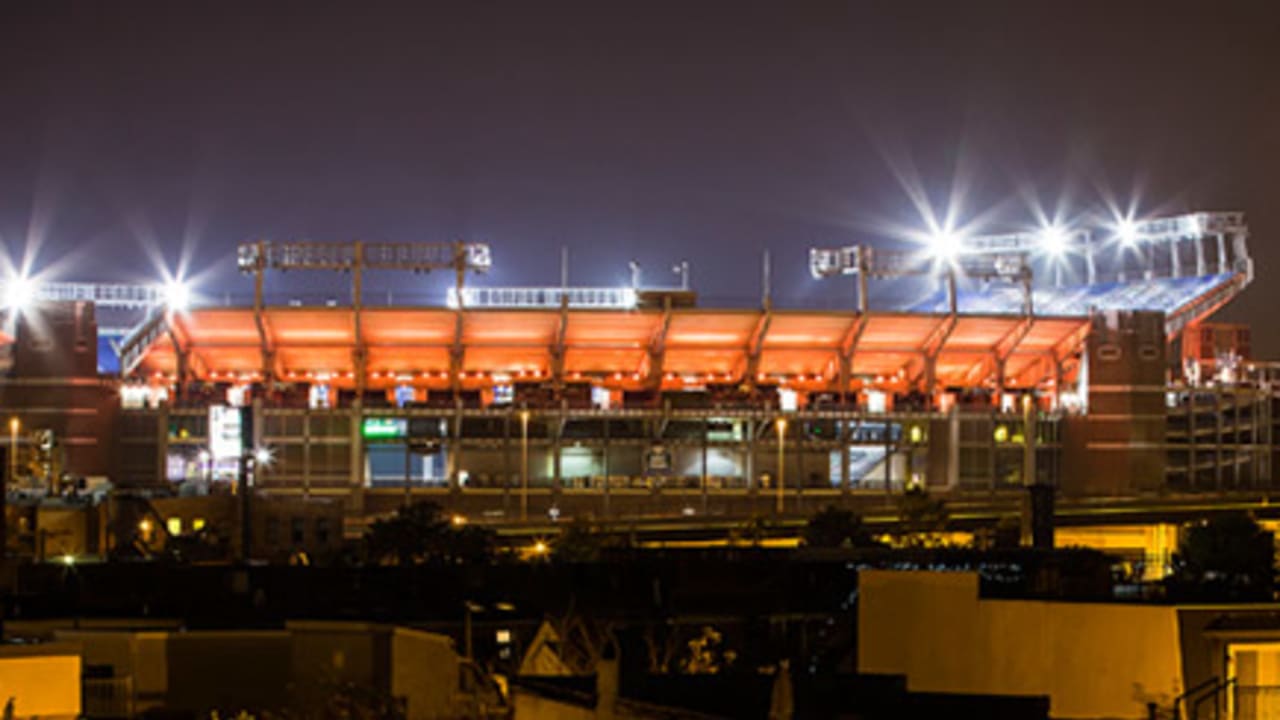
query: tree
[
  {"left": 800, "top": 506, "right": 881, "bottom": 549},
  {"left": 364, "top": 501, "right": 497, "bottom": 565},
  {"left": 896, "top": 487, "right": 949, "bottom": 547},
  {"left": 1172, "top": 512, "right": 1274, "bottom": 600},
  {"left": 728, "top": 515, "right": 771, "bottom": 547},
  {"left": 680, "top": 625, "right": 737, "bottom": 674},
  {"left": 551, "top": 517, "right": 627, "bottom": 562}
]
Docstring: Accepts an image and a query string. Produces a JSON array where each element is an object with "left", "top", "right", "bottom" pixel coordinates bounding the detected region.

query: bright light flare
[
  {"left": 253, "top": 446, "right": 274, "bottom": 467},
  {"left": 163, "top": 279, "right": 191, "bottom": 311},
  {"left": 1184, "top": 213, "right": 1203, "bottom": 236},
  {"left": 1038, "top": 224, "right": 1071, "bottom": 256},
  {"left": 1114, "top": 216, "right": 1141, "bottom": 246},
  {"left": 3, "top": 274, "right": 38, "bottom": 311},
  {"left": 926, "top": 229, "right": 965, "bottom": 260}
]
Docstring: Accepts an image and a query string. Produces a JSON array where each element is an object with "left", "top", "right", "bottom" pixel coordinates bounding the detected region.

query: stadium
[{"left": 0, "top": 210, "right": 1270, "bottom": 544}]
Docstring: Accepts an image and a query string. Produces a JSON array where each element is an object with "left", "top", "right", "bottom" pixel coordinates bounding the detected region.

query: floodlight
[
  {"left": 163, "top": 279, "right": 191, "bottom": 311},
  {"left": 1115, "top": 217, "right": 1140, "bottom": 246},
  {"left": 1184, "top": 214, "right": 1203, "bottom": 236},
  {"left": 1037, "top": 224, "right": 1070, "bottom": 256},
  {"left": 927, "top": 230, "right": 964, "bottom": 260},
  {"left": 3, "top": 275, "right": 37, "bottom": 311}
]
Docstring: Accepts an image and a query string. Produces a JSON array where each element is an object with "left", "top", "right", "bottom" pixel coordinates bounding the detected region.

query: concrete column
[
  {"left": 1188, "top": 391, "right": 1198, "bottom": 489},
  {"left": 603, "top": 418, "right": 611, "bottom": 518},
  {"left": 348, "top": 404, "right": 365, "bottom": 515},
  {"left": 1215, "top": 391, "right": 1224, "bottom": 491},
  {"left": 701, "top": 419, "right": 709, "bottom": 514},
  {"left": 303, "top": 408, "right": 312, "bottom": 499},
  {"left": 947, "top": 407, "right": 960, "bottom": 489},
  {"left": 450, "top": 404, "right": 463, "bottom": 491},
  {"left": 552, "top": 413, "right": 562, "bottom": 489},
  {"left": 988, "top": 412, "right": 998, "bottom": 493},
  {"left": 839, "top": 417, "right": 851, "bottom": 495},
  {"left": 502, "top": 412, "right": 511, "bottom": 514},
  {"left": 156, "top": 405, "right": 169, "bottom": 486}
]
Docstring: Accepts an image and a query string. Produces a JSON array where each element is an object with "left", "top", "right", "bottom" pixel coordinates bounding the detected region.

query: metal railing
[
  {"left": 446, "top": 286, "right": 639, "bottom": 309},
  {"left": 1233, "top": 685, "right": 1280, "bottom": 720},
  {"left": 83, "top": 675, "right": 134, "bottom": 718}
]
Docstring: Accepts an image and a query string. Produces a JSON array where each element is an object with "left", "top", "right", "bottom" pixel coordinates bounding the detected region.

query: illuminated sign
[
  {"left": 394, "top": 384, "right": 415, "bottom": 408},
  {"left": 362, "top": 417, "right": 407, "bottom": 440},
  {"left": 208, "top": 405, "right": 243, "bottom": 461}
]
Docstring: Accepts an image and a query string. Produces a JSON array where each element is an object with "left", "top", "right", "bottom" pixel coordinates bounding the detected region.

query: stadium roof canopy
[{"left": 121, "top": 306, "right": 1091, "bottom": 392}]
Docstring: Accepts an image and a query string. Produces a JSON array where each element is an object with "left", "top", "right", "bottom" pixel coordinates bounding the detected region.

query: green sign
[{"left": 362, "top": 417, "right": 407, "bottom": 440}]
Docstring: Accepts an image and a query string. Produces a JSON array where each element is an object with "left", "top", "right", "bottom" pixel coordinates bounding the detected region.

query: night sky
[{"left": 2, "top": 3, "right": 1278, "bottom": 351}]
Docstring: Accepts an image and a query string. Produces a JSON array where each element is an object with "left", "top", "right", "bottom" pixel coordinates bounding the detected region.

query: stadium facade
[{"left": 0, "top": 211, "right": 1271, "bottom": 525}]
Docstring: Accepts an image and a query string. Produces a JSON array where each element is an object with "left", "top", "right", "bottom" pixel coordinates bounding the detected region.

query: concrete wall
[
  {"left": 0, "top": 645, "right": 82, "bottom": 719},
  {"left": 390, "top": 627, "right": 462, "bottom": 720},
  {"left": 858, "top": 569, "right": 1184, "bottom": 719},
  {"left": 288, "top": 621, "right": 390, "bottom": 693}
]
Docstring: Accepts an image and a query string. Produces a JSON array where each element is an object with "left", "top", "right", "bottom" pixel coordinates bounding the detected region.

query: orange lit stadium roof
[{"left": 130, "top": 306, "right": 1091, "bottom": 391}]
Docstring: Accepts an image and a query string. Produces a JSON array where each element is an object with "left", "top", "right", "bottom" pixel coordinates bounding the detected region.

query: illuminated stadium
[{"left": 0, "top": 210, "right": 1270, "bottom": 524}]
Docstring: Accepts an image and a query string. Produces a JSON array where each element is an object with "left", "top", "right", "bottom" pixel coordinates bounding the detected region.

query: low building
[{"left": 858, "top": 569, "right": 1280, "bottom": 719}]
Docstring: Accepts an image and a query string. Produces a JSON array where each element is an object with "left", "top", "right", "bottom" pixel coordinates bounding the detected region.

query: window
[
  {"left": 166, "top": 518, "right": 182, "bottom": 536},
  {"left": 291, "top": 517, "right": 305, "bottom": 545},
  {"left": 315, "top": 518, "right": 331, "bottom": 545},
  {"left": 265, "top": 517, "right": 279, "bottom": 545},
  {"left": 192, "top": 517, "right": 206, "bottom": 532}
]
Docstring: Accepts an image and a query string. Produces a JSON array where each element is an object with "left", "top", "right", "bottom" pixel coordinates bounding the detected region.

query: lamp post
[
  {"left": 520, "top": 409, "right": 530, "bottom": 522},
  {"left": 775, "top": 417, "right": 787, "bottom": 514},
  {"left": 672, "top": 260, "right": 690, "bottom": 290}
]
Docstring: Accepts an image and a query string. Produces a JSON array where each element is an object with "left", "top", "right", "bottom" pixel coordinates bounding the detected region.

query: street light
[
  {"left": 775, "top": 417, "right": 787, "bottom": 514},
  {"left": 520, "top": 409, "right": 530, "bottom": 522}
]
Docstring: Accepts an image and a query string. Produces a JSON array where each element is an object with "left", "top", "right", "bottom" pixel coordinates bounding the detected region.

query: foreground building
[
  {"left": 0, "top": 211, "right": 1270, "bottom": 532},
  {"left": 859, "top": 569, "right": 1280, "bottom": 720}
]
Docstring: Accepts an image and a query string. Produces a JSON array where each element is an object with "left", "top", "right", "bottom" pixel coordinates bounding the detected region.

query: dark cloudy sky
[{"left": 2, "top": 2, "right": 1278, "bottom": 350}]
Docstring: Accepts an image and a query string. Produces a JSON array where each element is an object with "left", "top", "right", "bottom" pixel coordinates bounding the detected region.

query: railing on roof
[
  {"left": 446, "top": 286, "right": 639, "bottom": 310},
  {"left": 119, "top": 310, "right": 167, "bottom": 375},
  {"left": 236, "top": 241, "right": 492, "bottom": 273},
  {"left": 5, "top": 281, "right": 166, "bottom": 309}
]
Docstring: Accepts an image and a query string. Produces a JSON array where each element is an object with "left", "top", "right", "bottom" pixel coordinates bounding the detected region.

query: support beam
[
  {"left": 550, "top": 300, "right": 568, "bottom": 392},
  {"left": 646, "top": 299, "right": 673, "bottom": 389},
  {"left": 744, "top": 310, "right": 773, "bottom": 388}
]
